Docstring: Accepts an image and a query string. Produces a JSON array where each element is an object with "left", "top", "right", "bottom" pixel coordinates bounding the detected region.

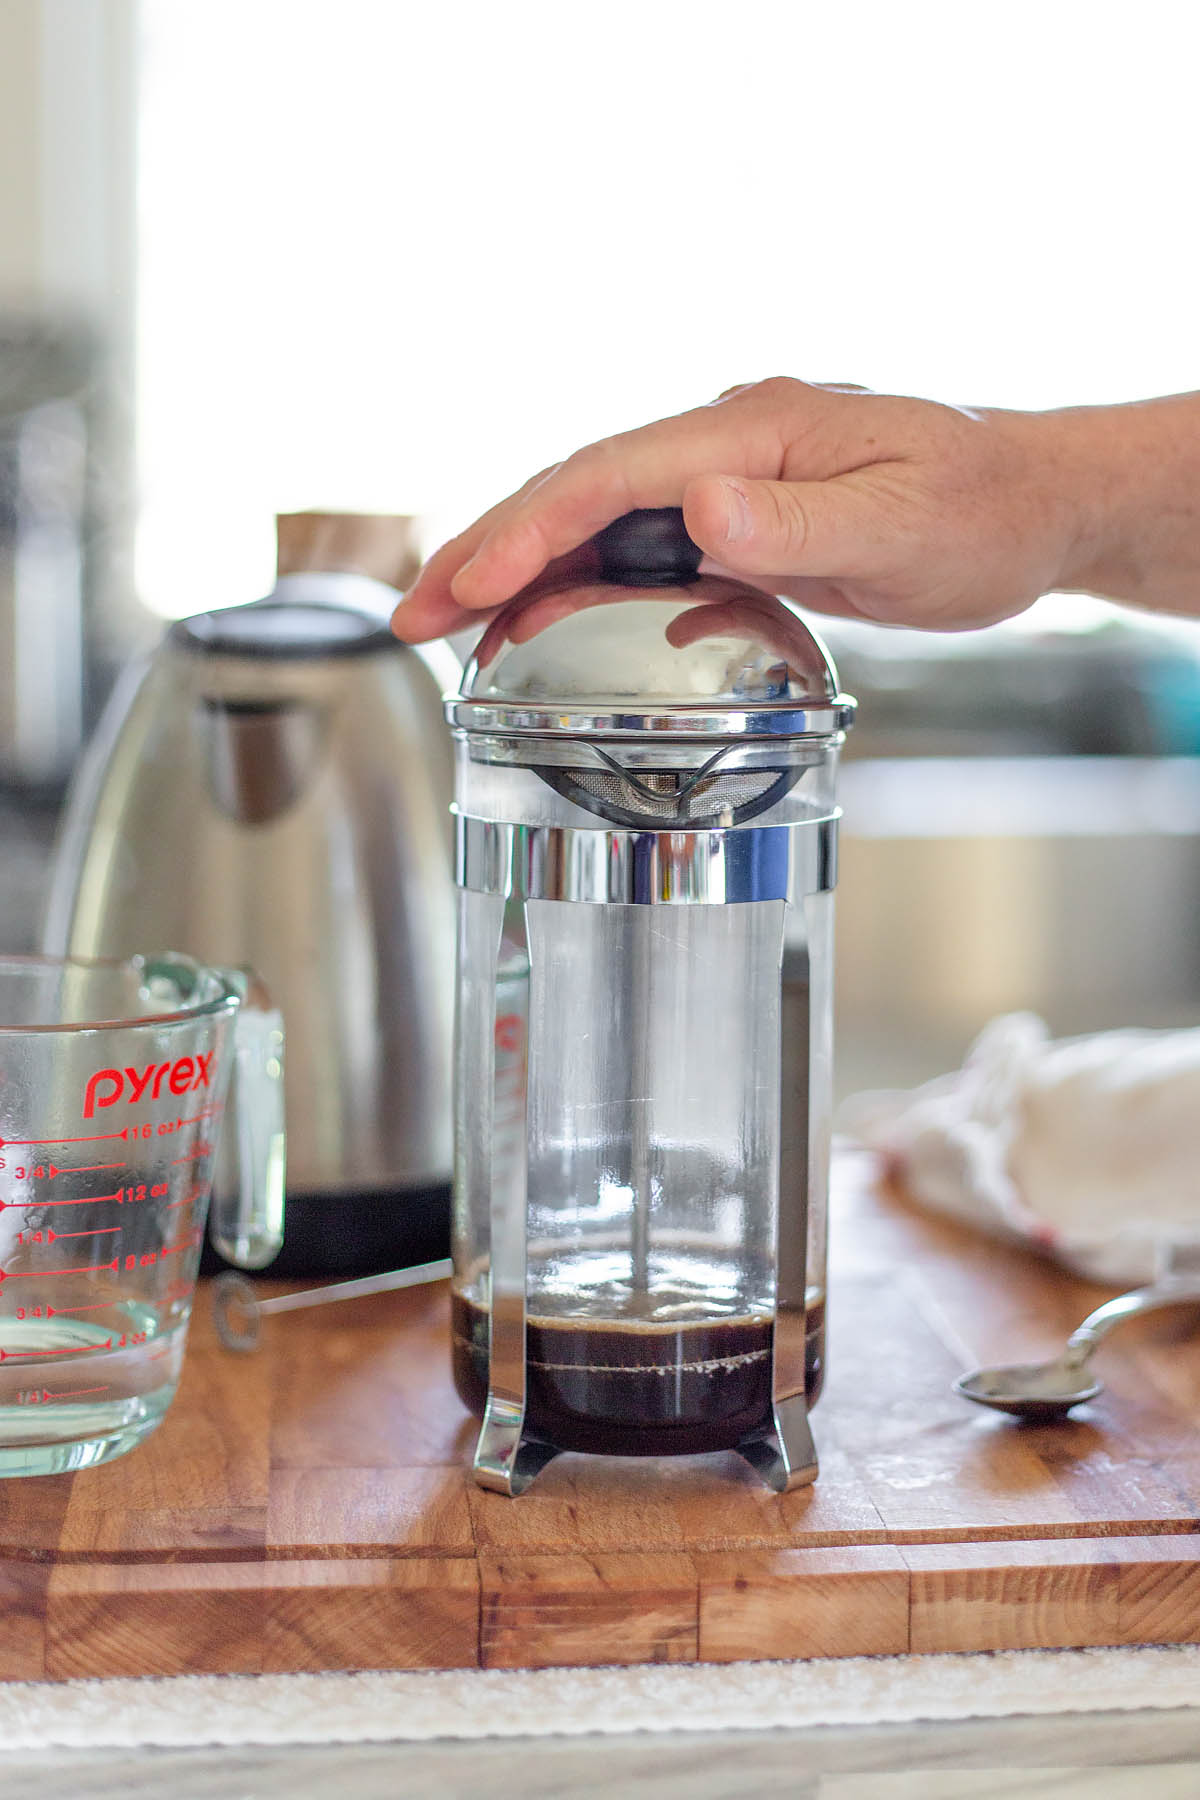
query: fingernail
[{"left": 718, "top": 478, "right": 753, "bottom": 544}]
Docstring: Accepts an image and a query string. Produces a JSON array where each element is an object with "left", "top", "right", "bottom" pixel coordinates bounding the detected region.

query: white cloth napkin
[{"left": 838, "top": 1013, "right": 1200, "bottom": 1285}]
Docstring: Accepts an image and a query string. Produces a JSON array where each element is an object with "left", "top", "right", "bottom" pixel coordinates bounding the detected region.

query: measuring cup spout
[{"left": 208, "top": 968, "right": 286, "bottom": 1269}]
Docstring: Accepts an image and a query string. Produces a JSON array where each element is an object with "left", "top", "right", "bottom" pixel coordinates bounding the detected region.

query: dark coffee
[{"left": 452, "top": 1289, "right": 825, "bottom": 1457}]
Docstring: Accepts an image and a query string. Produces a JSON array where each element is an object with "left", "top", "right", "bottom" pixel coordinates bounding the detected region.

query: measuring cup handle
[{"left": 208, "top": 968, "right": 286, "bottom": 1269}]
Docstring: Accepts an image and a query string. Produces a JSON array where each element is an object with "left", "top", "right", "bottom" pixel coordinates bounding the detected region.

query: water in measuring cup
[
  {"left": 0, "top": 1128, "right": 217, "bottom": 1474},
  {"left": 0, "top": 1304, "right": 189, "bottom": 1475}
]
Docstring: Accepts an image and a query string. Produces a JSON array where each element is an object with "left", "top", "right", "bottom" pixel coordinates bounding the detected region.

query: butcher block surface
[{"left": 5, "top": 1154, "right": 1200, "bottom": 1681}]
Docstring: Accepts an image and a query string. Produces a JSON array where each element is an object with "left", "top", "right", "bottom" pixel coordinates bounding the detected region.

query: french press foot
[
  {"left": 469, "top": 1394, "right": 818, "bottom": 1499},
  {"left": 471, "top": 1398, "right": 560, "bottom": 1497},
  {"left": 735, "top": 1394, "right": 819, "bottom": 1493}
]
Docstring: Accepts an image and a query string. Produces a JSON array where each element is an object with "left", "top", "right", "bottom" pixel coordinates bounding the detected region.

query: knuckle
[
  {"left": 523, "top": 463, "right": 561, "bottom": 494},
  {"left": 753, "top": 375, "right": 804, "bottom": 405},
  {"left": 571, "top": 435, "right": 620, "bottom": 471},
  {"left": 565, "top": 436, "right": 635, "bottom": 508},
  {"left": 564, "top": 438, "right": 616, "bottom": 486}
]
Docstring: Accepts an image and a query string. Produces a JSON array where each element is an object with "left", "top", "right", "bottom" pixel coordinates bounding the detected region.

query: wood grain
[
  {"left": 0, "top": 1474, "right": 77, "bottom": 1560},
  {"left": 266, "top": 1467, "right": 474, "bottom": 1559},
  {"left": 47, "top": 1561, "right": 268, "bottom": 1679},
  {"left": 0, "top": 1560, "right": 49, "bottom": 1679},
  {"left": 479, "top": 1553, "right": 698, "bottom": 1668},
  {"left": 1113, "top": 1535, "right": 1200, "bottom": 1646},
  {"left": 263, "top": 1558, "right": 480, "bottom": 1674},
  {"left": 905, "top": 1538, "right": 1122, "bottom": 1653},
  {"left": 698, "top": 1546, "right": 910, "bottom": 1662},
  {"left": 44, "top": 1558, "right": 482, "bottom": 1679},
  {"left": 6, "top": 1155, "right": 1200, "bottom": 1677}
]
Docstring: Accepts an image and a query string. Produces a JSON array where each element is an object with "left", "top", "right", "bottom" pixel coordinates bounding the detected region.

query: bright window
[{"left": 137, "top": 0, "right": 1199, "bottom": 628}]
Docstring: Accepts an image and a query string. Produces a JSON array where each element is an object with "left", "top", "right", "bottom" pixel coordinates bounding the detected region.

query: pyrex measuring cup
[{"left": 0, "top": 953, "right": 285, "bottom": 1474}]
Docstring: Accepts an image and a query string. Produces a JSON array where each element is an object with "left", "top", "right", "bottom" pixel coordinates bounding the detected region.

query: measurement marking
[
  {"left": 47, "top": 1302, "right": 112, "bottom": 1315},
  {"left": 0, "top": 1259, "right": 119, "bottom": 1280},
  {"left": 11, "top": 1225, "right": 120, "bottom": 1247},
  {"left": 0, "top": 1340, "right": 111, "bottom": 1361},
  {"left": 163, "top": 1194, "right": 194, "bottom": 1211},
  {"left": 176, "top": 1105, "right": 224, "bottom": 1128},
  {"left": 160, "top": 1234, "right": 200, "bottom": 1259},
  {"left": 46, "top": 1385, "right": 112, "bottom": 1400},
  {"left": 14, "top": 1187, "right": 123, "bottom": 1211},
  {"left": 0, "top": 1131, "right": 129, "bottom": 1148},
  {"left": 169, "top": 1151, "right": 207, "bottom": 1164},
  {"left": 15, "top": 1197, "right": 100, "bottom": 1210},
  {"left": 0, "top": 1163, "right": 128, "bottom": 1189}
]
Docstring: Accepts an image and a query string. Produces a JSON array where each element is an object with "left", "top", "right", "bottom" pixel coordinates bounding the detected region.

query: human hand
[{"left": 391, "top": 377, "right": 1096, "bottom": 642}]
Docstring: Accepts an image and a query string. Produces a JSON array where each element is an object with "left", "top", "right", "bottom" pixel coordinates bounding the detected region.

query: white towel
[
  {"left": 1, "top": 1647, "right": 1200, "bottom": 1748},
  {"left": 838, "top": 1013, "right": 1200, "bottom": 1285}
]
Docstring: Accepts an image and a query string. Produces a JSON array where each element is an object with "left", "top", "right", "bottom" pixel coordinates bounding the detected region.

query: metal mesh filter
[{"left": 539, "top": 755, "right": 800, "bottom": 829}]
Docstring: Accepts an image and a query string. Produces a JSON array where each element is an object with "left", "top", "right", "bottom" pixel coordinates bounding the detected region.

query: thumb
[{"left": 683, "top": 472, "right": 882, "bottom": 581}]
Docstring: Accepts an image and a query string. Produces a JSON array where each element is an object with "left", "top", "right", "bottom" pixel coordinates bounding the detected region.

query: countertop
[{"left": 9, "top": 1705, "right": 1200, "bottom": 1798}]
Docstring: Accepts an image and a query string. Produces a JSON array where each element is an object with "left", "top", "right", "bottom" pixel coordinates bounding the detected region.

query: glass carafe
[{"left": 447, "top": 510, "right": 854, "bottom": 1495}]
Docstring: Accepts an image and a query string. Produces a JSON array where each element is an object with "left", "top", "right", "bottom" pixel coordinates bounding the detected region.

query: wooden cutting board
[{"left": 4, "top": 1153, "right": 1200, "bottom": 1681}]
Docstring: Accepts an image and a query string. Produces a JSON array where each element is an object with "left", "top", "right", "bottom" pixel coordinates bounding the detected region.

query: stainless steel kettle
[{"left": 42, "top": 568, "right": 458, "bottom": 1276}]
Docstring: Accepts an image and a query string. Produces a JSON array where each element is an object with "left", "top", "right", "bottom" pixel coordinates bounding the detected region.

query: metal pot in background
[
  {"left": 43, "top": 522, "right": 459, "bottom": 1277},
  {"left": 837, "top": 756, "right": 1200, "bottom": 1098},
  {"left": 0, "top": 319, "right": 96, "bottom": 791},
  {"left": 827, "top": 615, "right": 1200, "bottom": 1099}
]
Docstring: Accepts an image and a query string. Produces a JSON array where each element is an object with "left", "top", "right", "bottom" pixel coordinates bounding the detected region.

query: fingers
[
  {"left": 392, "top": 541, "right": 606, "bottom": 644},
  {"left": 682, "top": 471, "right": 894, "bottom": 583},
  {"left": 447, "top": 398, "right": 789, "bottom": 613},
  {"left": 389, "top": 466, "right": 558, "bottom": 641},
  {"left": 389, "top": 587, "right": 493, "bottom": 643},
  {"left": 390, "top": 378, "right": 890, "bottom": 643},
  {"left": 391, "top": 463, "right": 890, "bottom": 641}
]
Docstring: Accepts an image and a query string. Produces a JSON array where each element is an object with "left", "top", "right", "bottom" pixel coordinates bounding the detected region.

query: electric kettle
[{"left": 43, "top": 520, "right": 458, "bottom": 1276}]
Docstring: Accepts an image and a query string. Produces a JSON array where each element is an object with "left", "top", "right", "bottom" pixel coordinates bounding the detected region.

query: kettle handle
[{"left": 208, "top": 967, "right": 286, "bottom": 1269}]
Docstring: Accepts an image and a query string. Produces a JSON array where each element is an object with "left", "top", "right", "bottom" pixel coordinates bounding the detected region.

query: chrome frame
[
  {"left": 456, "top": 814, "right": 838, "bottom": 907},
  {"left": 462, "top": 815, "right": 835, "bottom": 1497},
  {"left": 446, "top": 697, "right": 855, "bottom": 739}
]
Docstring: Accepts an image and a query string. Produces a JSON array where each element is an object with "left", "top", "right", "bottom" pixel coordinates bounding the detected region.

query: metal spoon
[
  {"left": 954, "top": 1273, "right": 1200, "bottom": 1420},
  {"left": 212, "top": 1258, "right": 453, "bottom": 1352}
]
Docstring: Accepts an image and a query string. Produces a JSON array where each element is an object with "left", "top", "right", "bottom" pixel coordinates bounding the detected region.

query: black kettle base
[{"left": 199, "top": 1179, "right": 451, "bottom": 1281}]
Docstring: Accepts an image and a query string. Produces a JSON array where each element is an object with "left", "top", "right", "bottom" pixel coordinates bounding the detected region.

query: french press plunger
[{"left": 445, "top": 509, "right": 855, "bottom": 1495}]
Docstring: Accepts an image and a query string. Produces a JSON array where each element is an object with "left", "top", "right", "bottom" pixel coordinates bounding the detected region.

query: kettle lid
[{"left": 170, "top": 594, "right": 398, "bottom": 661}]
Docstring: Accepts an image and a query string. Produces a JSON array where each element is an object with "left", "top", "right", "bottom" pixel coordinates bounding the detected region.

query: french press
[{"left": 446, "top": 510, "right": 855, "bottom": 1495}]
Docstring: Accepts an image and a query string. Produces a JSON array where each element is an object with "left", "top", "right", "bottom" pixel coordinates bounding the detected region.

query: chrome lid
[{"left": 447, "top": 511, "right": 855, "bottom": 741}]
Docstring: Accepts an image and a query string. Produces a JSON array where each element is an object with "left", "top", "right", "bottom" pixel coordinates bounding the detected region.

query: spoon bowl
[
  {"left": 953, "top": 1359, "right": 1102, "bottom": 1421},
  {"left": 954, "top": 1273, "right": 1200, "bottom": 1423}
]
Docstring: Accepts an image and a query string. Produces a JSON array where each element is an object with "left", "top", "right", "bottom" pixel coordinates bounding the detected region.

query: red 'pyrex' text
[{"left": 83, "top": 1054, "right": 215, "bottom": 1119}]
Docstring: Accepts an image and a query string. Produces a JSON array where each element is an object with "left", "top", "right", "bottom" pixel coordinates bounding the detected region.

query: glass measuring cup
[{"left": 0, "top": 953, "right": 284, "bottom": 1474}]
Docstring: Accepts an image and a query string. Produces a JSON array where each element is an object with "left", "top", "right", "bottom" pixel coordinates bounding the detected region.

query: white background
[{"left": 137, "top": 0, "right": 1199, "bottom": 622}]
